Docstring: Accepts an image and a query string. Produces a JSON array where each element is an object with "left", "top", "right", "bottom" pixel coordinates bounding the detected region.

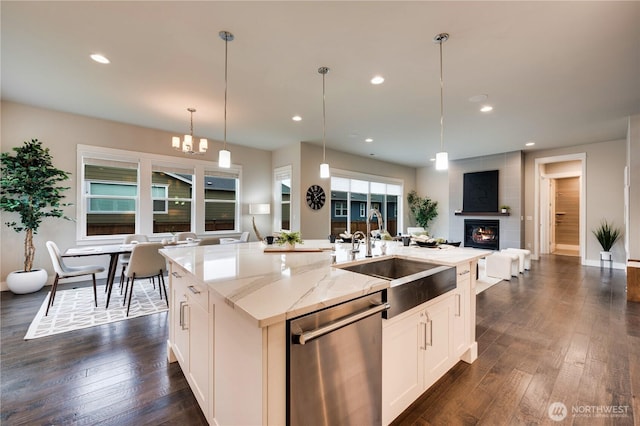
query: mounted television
[{"left": 463, "top": 170, "right": 499, "bottom": 212}]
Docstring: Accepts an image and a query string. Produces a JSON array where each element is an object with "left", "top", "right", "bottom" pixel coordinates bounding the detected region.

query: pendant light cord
[
  {"left": 223, "top": 36, "right": 229, "bottom": 150},
  {"left": 322, "top": 71, "right": 326, "bottom": 162},
  {"left": 439, "top": 38, "right": 444, "bottom": 153}
]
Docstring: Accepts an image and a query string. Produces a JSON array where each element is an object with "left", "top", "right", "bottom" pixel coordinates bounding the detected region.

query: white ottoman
[
  {"left": 503, "top": 248, "right": 531, "bottom": 270},
  {"left": 485, "top": 252, "right": 519, "bottom": 280}
]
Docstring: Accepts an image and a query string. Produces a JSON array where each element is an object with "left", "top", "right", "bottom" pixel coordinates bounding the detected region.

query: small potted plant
[
  {"left": 592, "top": 220, "right": 622, "bottom": 261},
  {"left": 1, "top": 139, "right": 72, "bottom": 293},
  {"left": 277, "top": 231, "right": 303, "bottom": 250},
  {"left": 500, "top": 205, "right": 511, "bottom": 214},
  {"left": 407, "top": 190, "right": 438, "bottom": 232}
]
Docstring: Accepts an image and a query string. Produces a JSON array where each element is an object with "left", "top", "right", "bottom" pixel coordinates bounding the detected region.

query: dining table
[{"left": 63, "top": 241, "right": 198, "bottom": 309}]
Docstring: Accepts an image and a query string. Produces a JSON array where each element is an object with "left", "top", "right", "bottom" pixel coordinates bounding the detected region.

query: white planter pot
[
  {"left": 6, "top": 269, "right": 48, "bottom": 294},
  {"left": 600, "top": 251, "right": 612, "bottom": 261}
]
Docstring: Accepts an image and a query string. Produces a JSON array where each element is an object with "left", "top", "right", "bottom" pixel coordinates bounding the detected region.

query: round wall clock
[{"left": 306, "top": 184, "right": 326, "bottom": 210}]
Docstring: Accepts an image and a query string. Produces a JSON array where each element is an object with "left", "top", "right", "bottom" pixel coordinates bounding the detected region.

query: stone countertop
[{"left": 160, "top": 240, "right": 491, "bottom": 328}]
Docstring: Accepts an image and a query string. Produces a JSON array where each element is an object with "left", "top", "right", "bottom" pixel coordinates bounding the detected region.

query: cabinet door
[
  {"left": 171, "top": 274, "right": 190, "bottom": 368},
  {"left": 382, "top": 310, "right": 424, "bottom": 425},
  {"left": 188, "top": 297, "right": 210, "bottom": 410},
  {"left": 422, "top": 296, "right": 453, "bottom": 390},
  {"left": 452, "top": 287, "right": 468, "bottom": 357}
]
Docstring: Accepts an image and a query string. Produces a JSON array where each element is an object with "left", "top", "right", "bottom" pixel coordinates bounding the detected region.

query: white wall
[
  {"left": 628, "top": 114, "right": 640, "bottom": 261},
  {"left": 1, "top": 101, "right": 272, "bottom": 286},
  {"left": 523, "top": 139, "right": 627, "bottom": 266},
  {"left": 416, "top": 166, "right": 449, "bottom": 238}
]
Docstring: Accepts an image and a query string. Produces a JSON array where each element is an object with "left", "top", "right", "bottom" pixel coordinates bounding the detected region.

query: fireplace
[{"left": 464, "top": 219, "right": 499, "bottom": 250}]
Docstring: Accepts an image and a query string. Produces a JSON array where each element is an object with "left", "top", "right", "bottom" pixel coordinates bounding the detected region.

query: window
[
  {"left": 204, "top": 173, "right": 237, "bottom": 231},
  {"left": 78, "top": 145, "right": 241, "bottom": 239},
  {"left": 274, "top": 166, "right": 292, "bottom": 231},
  {"left": 334, "top": 201, "right": 347, "bottom": 217},
  {"left": 330, "top": 174, "right": 403, "bottom": 236}
]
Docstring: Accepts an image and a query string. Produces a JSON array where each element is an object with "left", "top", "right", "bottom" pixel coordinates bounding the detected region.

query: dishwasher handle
[{"left": 293, "top": 302, "right": 390, "bottom": 345}]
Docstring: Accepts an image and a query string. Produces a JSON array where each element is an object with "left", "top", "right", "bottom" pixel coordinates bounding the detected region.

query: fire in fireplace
[{"left": 464, "top": 219, "right": 499, "bottom": 250}]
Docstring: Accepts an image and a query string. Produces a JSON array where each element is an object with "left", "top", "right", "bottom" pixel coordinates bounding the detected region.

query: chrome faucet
[
  {"left": 366, "top": 208, "right": 383, "bottom": 258},
  {"left": 350, "top": 231, "right": 366, "bottom": 260}
]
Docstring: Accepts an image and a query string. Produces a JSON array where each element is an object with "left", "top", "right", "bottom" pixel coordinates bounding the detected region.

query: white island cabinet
[{"left": 160, "top": 241, "right": 488, "bottom": 426}]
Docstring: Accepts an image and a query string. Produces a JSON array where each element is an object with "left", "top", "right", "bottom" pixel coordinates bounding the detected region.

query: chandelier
[{"left": 172, "top": 108, "right": 207, "bottom": 155}]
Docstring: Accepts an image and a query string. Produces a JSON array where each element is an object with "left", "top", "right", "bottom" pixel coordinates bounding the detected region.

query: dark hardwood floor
[{"left": 1, "top": 255, "right": 638, "bottom": 425}]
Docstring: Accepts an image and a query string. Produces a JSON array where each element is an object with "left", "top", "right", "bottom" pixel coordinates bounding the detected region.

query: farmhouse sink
[{"left": 337, "top": 257, "right": 456, "bottom": 318}]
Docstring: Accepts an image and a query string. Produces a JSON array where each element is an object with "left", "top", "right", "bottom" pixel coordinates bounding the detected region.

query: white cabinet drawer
[{"left": 171, "top": 268, "right": 209, "bottom": 312}]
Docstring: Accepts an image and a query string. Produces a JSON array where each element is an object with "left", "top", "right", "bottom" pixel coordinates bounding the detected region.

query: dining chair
[
  {"left": 176, "top": 232, "right": 197, "bottom": 241},
  {"left": 45, "top": 241, "right": 106, "bottom": 316},
  {"left": 122, "top": 242, "right": 167, "bottom": 316},
  {"left": 198, "top": 237, "right": 221, "bottom": 246},
  {"left": 118, "top": 234, "right": 149, "bottom": 294}
]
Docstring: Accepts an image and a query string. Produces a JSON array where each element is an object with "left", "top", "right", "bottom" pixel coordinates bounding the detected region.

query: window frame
[{"left": 77, "top": 144, "right": 242, "bottom": 241}]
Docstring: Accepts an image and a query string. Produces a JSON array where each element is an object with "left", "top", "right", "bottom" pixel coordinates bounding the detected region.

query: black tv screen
[{"left": 463, "top": 170, "right": 499, "bottom": 212}]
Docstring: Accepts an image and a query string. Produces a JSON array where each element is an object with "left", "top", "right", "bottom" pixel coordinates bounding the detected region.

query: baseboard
[{"left": 583, "top": 259, "right": 626, "bottom": 270}]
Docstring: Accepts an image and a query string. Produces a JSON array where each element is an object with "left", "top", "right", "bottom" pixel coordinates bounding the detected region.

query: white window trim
[{"left": 77, "top": 144, "right": 242, "bottom": 242}]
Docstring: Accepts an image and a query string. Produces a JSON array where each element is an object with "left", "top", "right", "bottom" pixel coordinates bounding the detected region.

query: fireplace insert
[{"left": 464, "top": 219, "right": 499, "bottom": 250}]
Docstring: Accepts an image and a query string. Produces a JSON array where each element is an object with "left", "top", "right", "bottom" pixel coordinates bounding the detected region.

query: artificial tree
[{"left": 1, "top": 139, "right": 72, "bottom": 273}]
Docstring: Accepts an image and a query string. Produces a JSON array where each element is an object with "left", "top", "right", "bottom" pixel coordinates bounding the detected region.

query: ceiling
[{"left": 2, "top": 1, "right": 639, "bottom": 168}]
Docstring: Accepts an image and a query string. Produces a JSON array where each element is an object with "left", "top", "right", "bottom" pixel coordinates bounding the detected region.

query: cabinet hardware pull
[
  {"left": 179, "top": 301, "right": 187, "bottom": 329},
  {"left": 172, "top": 272, "right": 183, "bottom": 278},
  {"left": 420, "top": 321, "right": 427, "bottom": 350},
  {"left": 187, "top": 285, "right": 201, "bottom": 295},
  {"left": 293, "top": 303, "right": 390, "bottom": 345},
  {"left": 458, "top": 269, "right": 470, "bottom": 276},
  {"left": 426, "top": 319, "right": 433, "bottom": 347},
  {"left": 455, "top": 294, "right": 461, "bottom": 317}
]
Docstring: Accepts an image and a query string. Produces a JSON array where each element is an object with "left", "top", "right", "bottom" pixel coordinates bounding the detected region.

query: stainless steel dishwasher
[{"left": 287, "top": 291, "right": 390, "bottom": 426}]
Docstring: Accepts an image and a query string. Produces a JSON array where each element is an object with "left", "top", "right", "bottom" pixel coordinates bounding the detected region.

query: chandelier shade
[{"left": 172, "top": 107, "right": 207, "bottom": 155}]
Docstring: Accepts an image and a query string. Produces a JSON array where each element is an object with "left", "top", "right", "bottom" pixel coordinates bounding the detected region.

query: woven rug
[
  {"left": 25, "top": 279, "right": 168, "bottom": 340},
  {"left": 476, "top": 258, "right": 503, "bottom": 294}
]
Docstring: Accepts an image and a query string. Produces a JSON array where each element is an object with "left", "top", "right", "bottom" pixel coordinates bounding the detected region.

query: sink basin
[{"left": 337, "top": 257, "right": 456, "bottom": 318}]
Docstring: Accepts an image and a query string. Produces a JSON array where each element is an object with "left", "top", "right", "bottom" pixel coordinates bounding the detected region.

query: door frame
[{"left": 534, "top": 153, "right": 586, "bottom": 264}]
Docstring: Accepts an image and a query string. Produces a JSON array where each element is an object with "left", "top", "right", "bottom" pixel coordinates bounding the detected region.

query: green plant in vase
[{"left": 277, "top": 231, "right": 303, "bottom": 249}]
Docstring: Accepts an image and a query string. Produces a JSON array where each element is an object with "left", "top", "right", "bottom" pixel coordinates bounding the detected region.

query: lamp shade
[
  {"left": 249, "top": 203, "right": 271, "bottom": 215},
  {"left": 199, "top": 138, "right": 208, "bottom": 152},
  {"left": 218, "top": 149, "right": 231, "bottom": 168},
  {"left": 435, "top": 151, "right": 448, "bottom": 170},
  {"left": 320, "top": 163, "right": 330, "bottom": 179}
]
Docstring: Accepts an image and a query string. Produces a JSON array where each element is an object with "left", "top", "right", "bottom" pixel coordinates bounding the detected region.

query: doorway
[
  {"left": 551, "top": 176, "right": 580, "bottom": 256},
  {"left": 535, "top": 154, "right": 586, "bottom": 263}
]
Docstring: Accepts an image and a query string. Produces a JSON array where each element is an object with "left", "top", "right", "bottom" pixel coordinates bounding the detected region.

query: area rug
[
  {"left": 25, "top": 279, "right": 168, "bottom": 340},
  {"left": 476, "top": 258, "right": 503, "bottom": 294}
]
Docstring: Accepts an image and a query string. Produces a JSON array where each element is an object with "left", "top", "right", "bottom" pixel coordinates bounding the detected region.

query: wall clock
[{"left": 306, "top": 184, "right": 326, "bottom": 210}]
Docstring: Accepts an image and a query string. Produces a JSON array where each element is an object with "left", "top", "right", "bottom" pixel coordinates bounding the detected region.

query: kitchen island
[{"left": 160, "top": 240, "right": 490, "bottom": 425}]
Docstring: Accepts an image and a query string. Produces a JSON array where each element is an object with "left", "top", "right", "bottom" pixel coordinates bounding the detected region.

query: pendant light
[
  {"left": 318, "top": 66, "right": 330, "bottom": 178},
  {"left": 172, "top": 108, "right": 208, "bottom": 154},
  {"left": 218, "top": 30, "right": 234, "bottom": 168},
  {"left": 434, "top": 33, "right": 449, "bottom": 171}
]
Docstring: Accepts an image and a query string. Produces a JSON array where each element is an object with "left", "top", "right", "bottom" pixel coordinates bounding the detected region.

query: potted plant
[
  {"left": 1, "top": 139, "right": 72, "bottom": 294},
  {"left": 407, "top": 190, "right": 438, "bottom": 232},
  {"left": 592, "top": 220, "right": 622, "bottom": 261},
  {"left": 500, "top": 205, "right": 511, "bottom": 214},
  {"left": 276, "top": 231, "right": 303, "bottom": 250}
]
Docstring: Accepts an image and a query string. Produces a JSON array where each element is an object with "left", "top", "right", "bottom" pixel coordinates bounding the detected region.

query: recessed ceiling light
[
  {"left": 525, "top": 141, "right": 536, "bottom": 147},
  {"left": 370, "top": 76, "right": 385, "bottom": 85},
  {"left": 365, "top": 138, "right": 373, "bottom": 143},
  {"left": 480, "top": 105, "right": 493, "bottom": 112},
  {"left": 292, "top": 115, "right": 302, "bottom": 121},
  {"left": 90, "top": 53, "right": 110, "bottom": 64},
  {"left": 469, "top": 94, "right": 488, "bottom": 103}
]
